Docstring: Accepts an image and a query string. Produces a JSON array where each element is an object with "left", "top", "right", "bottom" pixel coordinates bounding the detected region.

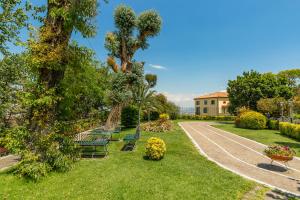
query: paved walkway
[
  {"left": 179, "top": 122, "right": 300, "bottom": 196},
  {"left": 0, "top": 155, "right": 19, "bottom": 171}
]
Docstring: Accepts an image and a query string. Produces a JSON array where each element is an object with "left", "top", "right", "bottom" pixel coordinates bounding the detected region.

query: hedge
[
  {"left": 267, "top": 120, "right": 279, "bottom": 130},
  {"left": 179, "top": 115, "right": 236, "bottom": 121},
  {"left": 121, "top": 105, "right": 139, "bottom": 128},
  {"left": 279, "top": 122, "right": 300, "bottom": 140},
  {"left": 236, "top": 111, "right": 266, "bottom": 130}
]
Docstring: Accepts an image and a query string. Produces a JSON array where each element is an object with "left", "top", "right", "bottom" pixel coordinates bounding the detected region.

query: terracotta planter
[{"left": 267, "top": 154, "right": 293, "bottom": 162}]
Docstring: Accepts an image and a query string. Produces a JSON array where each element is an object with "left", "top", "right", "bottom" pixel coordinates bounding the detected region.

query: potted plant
[{"left": 264, "top": 145, "right": 295, "bottom": 163}]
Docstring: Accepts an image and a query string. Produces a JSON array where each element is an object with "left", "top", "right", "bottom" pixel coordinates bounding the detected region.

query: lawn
[
  {"left": 213, "top": 123, "right": 300, "bottom": 157},
  {"left": 0, "top": 122, "right": 264, "bottom": 200}
]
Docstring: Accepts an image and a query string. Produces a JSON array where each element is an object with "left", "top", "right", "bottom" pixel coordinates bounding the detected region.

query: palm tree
[{"left": 133, "top": 74, "right": 157, "bottom": 137}]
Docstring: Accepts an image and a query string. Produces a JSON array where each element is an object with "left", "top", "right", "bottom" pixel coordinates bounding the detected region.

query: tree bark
[{"left": 105, "top": 104, "right": 123, "bottom": 130}]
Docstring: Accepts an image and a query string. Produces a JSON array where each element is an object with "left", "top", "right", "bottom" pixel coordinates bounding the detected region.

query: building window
[
  {"left": 203, "top": 107, "right": 208, "bottom": 113},
  {"left": 196, "top": 101, "right": 200, "bottom": 105},
  {"left": 223, "top": 101, "right": 226, "bottom": 104},
  {"left": 204, "top": 100, "right": 208, "bottom": 105},
  {"left": 211, "top": 100, "right": 215, "bottom": 105},
  {"left": 196, "top": 107, "right": 200, "bottom": 115}
]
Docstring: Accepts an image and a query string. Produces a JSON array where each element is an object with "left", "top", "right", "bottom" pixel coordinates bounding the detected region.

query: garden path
[
  {"left": 179, "top": 122, "right": 300, "bottom": 197},
  {"left": 0, "top": 155, "right": 19, "bottom": 171}
]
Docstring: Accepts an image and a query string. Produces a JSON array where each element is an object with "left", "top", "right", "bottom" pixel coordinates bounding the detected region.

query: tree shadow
[{"left": 257, "top": 163, "right": 287, "bottom": 172}]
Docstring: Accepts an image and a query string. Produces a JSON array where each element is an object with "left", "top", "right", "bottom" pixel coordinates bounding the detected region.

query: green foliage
[
  {"left": 0, "top": 0, "right": 28, "bottom": 55},
  {"left": 3, "top": 126, "right": 80, "bottom": 181},
  {"left": 267, "top": 120, "right": 279, "bottom": 130},
  {"left": 105, "top": 5, "right": 162, "bottom": 72},
  {"left": 58, "top": 43, "right": 108, "bottom": 120},
  {"left": 227, "top": 70, "right": 294, "bottom": 114},
  {"left": 236, "top": 111, "right": 267, "bottom": 130},
  {"left": 152, "top": 94, "right": 180, "bottom": 120},
  {"left": 14, "top": 151, "right": 50, "bottom": 181},
  {"left": 145, "top": 74, "right": 157, "bottom": 87},
  {"left": 179, "top": 114, "right": 236, "bottom": 121},
  {"left": 121, "top": 105, "right": 139, "bottom": 128},
  {"left": 145, "top": 137, "right": 166, "bottom": 160},
  {"left": 257, "top": 97, "right": 288, "bottom": 118},
  {"left": 279, "top": 122, "right": 300, "bottom": 140}
]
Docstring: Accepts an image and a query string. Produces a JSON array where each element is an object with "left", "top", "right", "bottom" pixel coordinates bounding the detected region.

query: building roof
[{"left": 194, "top": 91, "right": 228, "bottom": 100}]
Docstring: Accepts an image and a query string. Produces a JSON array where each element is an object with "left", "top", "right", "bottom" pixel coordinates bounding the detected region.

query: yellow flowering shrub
[
  {"left": 145, "top": 137, "right": 166, "bottom": 160},
  {"left": 159, "top": 113, "right": 169, "bottom": 121}
]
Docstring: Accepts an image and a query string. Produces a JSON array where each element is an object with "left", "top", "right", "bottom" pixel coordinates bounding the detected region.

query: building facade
[{"left": 194, "top": 92, "right": 230, "bottom": 116}]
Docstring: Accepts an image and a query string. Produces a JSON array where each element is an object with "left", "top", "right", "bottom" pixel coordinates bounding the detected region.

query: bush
[
  {"left": 267, "top": 120, "right": 279, "bottom": 130},
  {"left": 145, "top": 137, "right": 166, "bottom": 160},
  {"left": 14, "top": 151, "right": 50, "bottom": 181},
  {"left": 159, "top": 113, "right": 169, "bottom": 121},
  {"left": 121, "top": 105, "right": 139, "bottom": 128},
  {"left": 4, "top": 127, "right": 79, "bottom": 181},
  {"left": 236, "top": 111, "right": 267, "bottom": 130},
  {"left": 279, "top": 122, "right": 300, "bottom": 140}
]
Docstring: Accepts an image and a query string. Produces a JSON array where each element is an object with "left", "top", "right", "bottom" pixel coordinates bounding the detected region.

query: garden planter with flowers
[{"left": 264, "top": 145, "right": 295, "bottom": 165}]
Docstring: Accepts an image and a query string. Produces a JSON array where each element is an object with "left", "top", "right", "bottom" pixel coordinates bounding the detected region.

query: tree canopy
[
  {"left": 105, "top": 5, "right": 162, "bottom": 72},
  {"left": 227, "top": 70, "right": 294, "bottom": 113}
]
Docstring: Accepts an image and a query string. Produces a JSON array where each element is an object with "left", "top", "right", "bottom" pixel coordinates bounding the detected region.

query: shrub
[
  {"left": 4, "top": 127, "right": 79, "bottom": 181},
  {"left": 159, "top": 113, "right": 169, "bottom": 121},
  {"left": 121, "top": 105, "right": 139, "bottom": 128},
  {"left": 14, "top": 151, "right": 50, "bottom": 181},
  {"left": 267, "top": 120, "right": 279, "bottom": 130},
  {"left": 279, "top": 122, "right": 300, "bottom": 140},
  {"left": 236, "top": 111, "right": 266, "bottom": 130},
  {"left": 145, "top": 137, "right": 166, "bottom": 160},
  {"left": 150, "top": 111, "right": 160, "bottom": 120}
]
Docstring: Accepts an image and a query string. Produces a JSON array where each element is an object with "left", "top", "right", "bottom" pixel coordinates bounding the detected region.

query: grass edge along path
[
  {"left": 212, "top": 123, "right": 300, "bottom": 157},
  {"left": 0, "top": 122, "right": 265, "bottom": 200}
]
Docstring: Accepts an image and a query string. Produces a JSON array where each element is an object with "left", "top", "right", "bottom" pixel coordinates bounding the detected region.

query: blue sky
[{"left": 11, "top": 0, "right": 300, "bottom": 106}]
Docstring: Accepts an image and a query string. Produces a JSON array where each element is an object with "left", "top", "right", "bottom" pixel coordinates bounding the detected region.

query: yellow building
[{"left": 194, "top": 91, "right": 230, "bottom": 116}]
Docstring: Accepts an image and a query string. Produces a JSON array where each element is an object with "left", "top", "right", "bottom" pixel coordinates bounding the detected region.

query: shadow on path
[{"left": 257, "top": 163, "right": 287, "bottom": 172}]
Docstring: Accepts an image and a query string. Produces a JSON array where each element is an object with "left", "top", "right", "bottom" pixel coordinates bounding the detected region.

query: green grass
[
  {"left": 0, "top": 122, "right": 263, "bottom": 200},
  {"left": 213, "top": 123, "right": 300, "bottom": 157}
]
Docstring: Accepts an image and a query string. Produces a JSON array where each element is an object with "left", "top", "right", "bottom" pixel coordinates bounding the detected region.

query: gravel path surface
[
  {"left": 0, "top": 155, "right": 19, "bottom": 171},
  {"left": 179, "top": 122, "right": 300, "bottom": 197}
]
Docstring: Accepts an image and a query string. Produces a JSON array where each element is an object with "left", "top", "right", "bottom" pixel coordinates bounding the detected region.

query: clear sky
[{"left": 12, "top": 0, "right": 300, "bottom": 106}]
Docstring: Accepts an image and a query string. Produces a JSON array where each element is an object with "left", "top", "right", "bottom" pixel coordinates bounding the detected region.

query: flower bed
[{"left": 264, "top": 145, "right": 295, "bottom": 162}]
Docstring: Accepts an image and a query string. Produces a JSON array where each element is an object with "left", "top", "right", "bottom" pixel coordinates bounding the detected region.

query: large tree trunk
[
  {"left": 105, "top": 104, "right": 123, "bottom": 130},
  {"left": 28, "top": 0, "right": 72, "bottom": 133}
]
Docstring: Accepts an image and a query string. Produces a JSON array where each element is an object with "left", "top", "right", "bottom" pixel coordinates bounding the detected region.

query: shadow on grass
[
  {"left": 216, "top": 121, "right": 235, "bottom": 125},
  {"left": 257, "top": 163, "right": 287, "bottom": 172},
  {"left": 121, "top": 144, "right": 135, "bottom": 152}
]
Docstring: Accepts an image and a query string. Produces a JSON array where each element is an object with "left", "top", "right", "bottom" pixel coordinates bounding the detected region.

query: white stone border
[{"left": 178, "top": 122, "right": 300, "bottom": 198}]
